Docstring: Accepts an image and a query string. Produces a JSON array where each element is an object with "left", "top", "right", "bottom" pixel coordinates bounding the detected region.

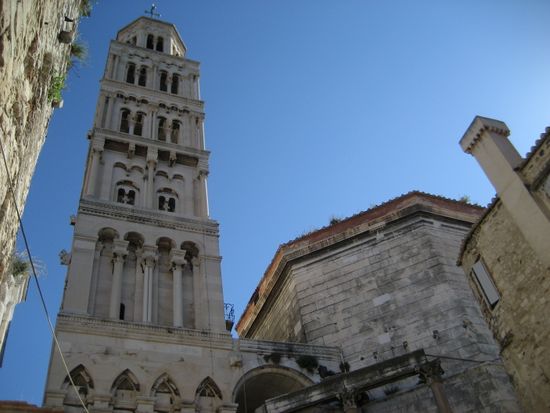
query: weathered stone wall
[
  {"left": 244, "top": 270, "right": 306, "bottom": 343},
  {"left": 0, "top": 0, "right": 81, "bottom": 291},
  {"left": 239, "top": 197, "right": 521, "bottom": 411},
  {"left": 461, "top": 201, "right": 550, "bottom": 412}
]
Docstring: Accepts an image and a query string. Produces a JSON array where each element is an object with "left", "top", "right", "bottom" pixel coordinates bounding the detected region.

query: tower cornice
[{"left": 78, "top": 198, "right": 220, "bottom": 236}]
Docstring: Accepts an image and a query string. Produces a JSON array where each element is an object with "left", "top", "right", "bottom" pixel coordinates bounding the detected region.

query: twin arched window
[
  {"left": 117, "top": 187, "right": 136, "bottom": 205},
  {"left": 126, "top": 63, "right": 147, "bottom": 86},
  {"left": 120, "top": 109, "right": 146, "bottom": 136},
  {"left": 146, "top": 34, "right": 164, "bottom": 52}
]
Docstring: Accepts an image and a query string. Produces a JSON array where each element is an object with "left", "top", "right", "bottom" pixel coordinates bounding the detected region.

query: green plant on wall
[
  {"left": 10, "top": 253, "right": 29, "bottom": 277},
  {"left": 80, "top": 0, "right": 93, "bottom": 17},
  {"left": 48, "top": 74, "right": 66, "bottom": 103}
]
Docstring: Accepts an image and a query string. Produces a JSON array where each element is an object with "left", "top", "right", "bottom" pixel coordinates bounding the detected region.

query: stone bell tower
[{"left": 43, "top": 16, "right": 232, "bottom": 412}]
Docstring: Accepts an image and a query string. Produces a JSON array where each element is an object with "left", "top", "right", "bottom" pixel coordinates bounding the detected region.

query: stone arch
[
  {"left": 196, "top": 376, "right": 222, "bottom": 399},
  {"left": 62, "top": 364, "right": 94, "bottom": 412},
  {"left": 98, "top": 227, "right": 119, "bottom": 241},
  {"left": 196, "top": 376, "right": 223, "bottom": 412},
  {"left": 232, "top": 366, "right": 312, "bottom": 413},
  {"left": 151, "top": 373, "right": 180, "bottom": 412},
  {"left": 111, "top": 369, "right": 140, "bottom": 410}
]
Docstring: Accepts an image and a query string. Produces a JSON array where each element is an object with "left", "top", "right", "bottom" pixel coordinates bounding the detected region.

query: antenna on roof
[{"left": 144, "top": 4, "right": 161, "bottom": 19}]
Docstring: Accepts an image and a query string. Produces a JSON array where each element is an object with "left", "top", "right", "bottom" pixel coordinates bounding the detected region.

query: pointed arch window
[
  {"left": 62, "top": 365, "right": 94, "bottom": 410},
  {"left": 196, "top": 377, "right": 222, "bottom": 399},
  {"left": 138, "top": 67, "right": 147, "bottom": 87},
  {"left": 126, "top": 63, "right": 135, "bottom": 84},
  {"left": 171, "top": 74, "right": 179, "bottom": 94},
  {"left": 151, "top": 374, "right": 180, "bottom": 413},
  {"left": 159, "top": 71, "right": 168, "bottom": 92},
  {"left": 157, "top": 117, "right": 167, "bottom": 141},
  {"left": 120, "top": 109, "right": 131, "bottom": 133},
  {"left": 171, "top": 120, "right": 181, "bottom": 144},
  {"left": 133, "top": 112, "right": 145, "bottom": 136},
  {"left": 111, "top": 369, "right": 140, "bottom": 413},
  {"left": 156, "top": 37, "right": 164, "bottom": 52},
  {"left": 146, "top": 34, "right": 154, "bottom": 49}
]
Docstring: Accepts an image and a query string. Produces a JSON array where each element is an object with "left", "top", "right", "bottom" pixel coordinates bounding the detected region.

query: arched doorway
[{"left": 233, "top": 366, "right": 312, "bottom": 413}]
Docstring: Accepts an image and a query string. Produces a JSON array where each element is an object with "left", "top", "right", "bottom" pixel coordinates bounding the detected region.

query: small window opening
[
  {"left": 471, "top": 259, "right": 500, "bottom": 308},
  {"left": 157, "top": 117, "right": 167, "bottom": 141},
  {"left": 120, "top": 110, "right": 130, "bottom": 133},
  {"left": 160, "top": 72, "right": 168, "bottom": 92},
  {"left": 134, "top": 113, "right": 144, "bottom": 136},
  {"left": 138, "top": 67, "right": 147, "bottom": 87},
  {"left": 156, "top": 37, "right": 164, "bottom": 52},
  {"left": 117, "top": 188, "right": 125, "bottom": 203},
  {"left": 146, "top": 34, "right": 154, "bottom": 49},
  {"left": 171, "top": 120, "right": 180, "bottom": 144},
  {"left": 131, "top": 36, "right": 137, "bottom": 45},
  {"left": 159, "top": 196, "right": 176, "bottom": 212},
  {"left": 171, "top": 74, "right": 179, "bottom": 94},
  {"left": 119, "top": 303, "right": 125, "bottom": 320},
  {"left": 126, "top": 63, "right": 135, "bottom": 84}
]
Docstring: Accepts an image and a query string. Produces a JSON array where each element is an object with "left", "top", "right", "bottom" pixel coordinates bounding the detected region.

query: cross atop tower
[{"left": 144, "top": 3, "right": 161, "bottom": 19}]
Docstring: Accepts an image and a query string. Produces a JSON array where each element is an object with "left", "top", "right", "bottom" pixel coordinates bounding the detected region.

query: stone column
[
  {"left": 133, "top": 247, "right": 144, "bottom": 321},
  {"left": 85, "top": 138, "right": 105, "bottom": 197},
  {"left": 145, "top": 148, "right": 158, "bottom": 209},
  {"left": 194, "top": 170, "right": 209, "bottom": 218},
  {"left": 171, "top": 252, "right": 186, "bottom": 328},
  {"left": 109, "top": 245, "right": 128, "bottom": 320},
  {"left": 192, "top": 256, "right": 204, "bottom": 329},
  {"left": 142, "top": 252, "right": 157, "bottom": 323},
  {"left": 418, "top": 360, "right": 454, "bottom": 413},
  {"left": 105, "top": 93, "right": 115, "bottom": 130},
  {"left": 197, "top": 115, "right": 205, "bottom": 150}
]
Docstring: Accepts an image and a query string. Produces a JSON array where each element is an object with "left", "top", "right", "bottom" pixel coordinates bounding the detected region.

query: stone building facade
[
  {"left": 0, "top": 0, "right": 84, "bottom": 352},
  {"left": 458, "top": 117, "right": 550, "bottom": 412},
  {"left": 237, "top": 192, "right": 521, "bottom": 412},
  {"left": 42, "top": 17, "right": 342, "bottom": 413}
]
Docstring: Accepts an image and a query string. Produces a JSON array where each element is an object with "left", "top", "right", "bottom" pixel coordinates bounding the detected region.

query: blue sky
[{"left": 1, "top": 0, "right": 549, "bottom": 404}]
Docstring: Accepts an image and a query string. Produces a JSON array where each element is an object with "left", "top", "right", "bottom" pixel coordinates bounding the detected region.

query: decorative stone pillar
[
  {"left": 142, "top": 251, "right": 157, "bottom": 323},
  {"left": 171, "top": 251, "right": 186, "bottom": 328},
  {"left": 195, "top": 170, "right": 209, "bottom": 217},
  {"left": 109, "top": 243, "right": 128, "bottom": 320},
  {"left": 85, "top": 137, "right": 105, "bottom": 197},
  {"left": 197, "top": 115, "right": 205, "bottom": 150},
  {"left": 146, "top": 148, "right": 158, "bottom": 209},
  {"left": 418, "top": 360, "right": 454, "bottom": 413},
  {"left": 133, "top": 247, "right": 144, "bottom": 321},
  {"left": 136, "top": 396, "right": 155, "bottom": 413},
  {"left": 192, "top": 256, "right": 204, "bottom": 328}
]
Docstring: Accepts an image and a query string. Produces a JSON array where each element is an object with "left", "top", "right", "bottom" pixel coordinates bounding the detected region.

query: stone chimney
[{"left": 460, "top": 116, "right": 550, "bottom": 267}]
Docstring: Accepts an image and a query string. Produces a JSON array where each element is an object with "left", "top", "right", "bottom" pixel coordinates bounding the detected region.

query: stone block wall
[
  {"left": 461, "top": 201, "right": 550, "bottom": 412},
  {"left": 0, "top": 0, "right": 82, "bottom": 291}
]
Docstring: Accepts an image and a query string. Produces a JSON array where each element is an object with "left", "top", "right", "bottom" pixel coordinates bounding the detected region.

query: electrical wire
[{"left": 0, "top": 135, "right": 90, "bottom": 413}]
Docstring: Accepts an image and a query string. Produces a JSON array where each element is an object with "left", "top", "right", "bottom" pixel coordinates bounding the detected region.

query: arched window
[
  {"left": 120, "top": 109, "right": 130, "bottom": 133},
  {"left": 171, "top": 74, "right": 179, "bottom": 94},
  {"left": 156, "top": 37, "right": 164, "bottom": 52},
  {"left": 157, "top": 117, "right": 167, "bottom": 141},
  {"left": 171, "top": 120, "right": 180, "bottom": 144},
  {"left": 111, "top": 370, "right": 140, "bottom": 413},
  {"left": 159, "top": 71, "right": 168, "bottom": 92},
  {"left": 138, "top": 67, "right": 147, "bottom": 87},
  {"left": 116, "top": 183, "right": 137, "bottom": 206},
  {"left": 126, "top": 63, "right": 135, "bottom": 84},
  {"left": 146, "top": 34, "right": 154, "bottom": 49},
  {"left": 151, "top": 374, "right": 180, "bottom": 413},
  {"left": 158, "top": 191, "right": 176, "bottom": 213},
  {"left": 134, "top": 112, "right": 145, "bottom": 136},
  {"left": 62, "top": 365, "right": 94, "bottom": 412}
]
